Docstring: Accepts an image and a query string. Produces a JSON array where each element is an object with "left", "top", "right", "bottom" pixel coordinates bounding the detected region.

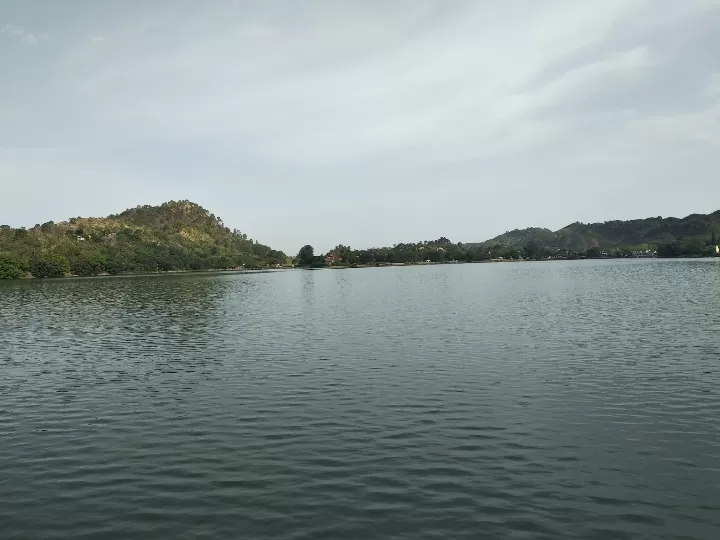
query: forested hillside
[
  {"left": 0, "top": 201, "right": 286, "bottom": 278},
  {"left": 314, "top": 210, "right": 720, "bottom": 267},
  {"left": 475, "top": 211, "right": 720, "bottom": 252}
]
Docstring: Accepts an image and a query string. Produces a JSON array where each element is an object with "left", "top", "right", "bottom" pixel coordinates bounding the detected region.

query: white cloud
[
  {"left": 1, "top": 23, "right": 42, "bottom": 45},
  {"left": 531, "top": 47, "right": 652, "bottom": 108},
  {"left": 636, "top": 103, "right": 720, "bottom": 148},
  {"left": 2, "top": 1, "right": 720, "bottom": 251},
  {"left": 63, "top": 2, "right": 661, "bottom": 166}
]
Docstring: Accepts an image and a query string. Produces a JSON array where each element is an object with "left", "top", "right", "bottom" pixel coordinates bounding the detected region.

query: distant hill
[
  {"left": 474, "top": 211, "right": 720, "bottom": 251},
  {"left": 0, "top": 200, "right": 286, "bottom": 278}
]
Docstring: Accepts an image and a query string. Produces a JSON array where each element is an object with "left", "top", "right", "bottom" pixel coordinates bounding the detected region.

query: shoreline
[
  {"left": 5, "top": 255, "right": 717, "bottom": 282},
  {"left": 305, "top": 255, "right": 717, "bottom": 271},
  {"left": 11, "top": 267, "right": 291, "bottom": 281}
]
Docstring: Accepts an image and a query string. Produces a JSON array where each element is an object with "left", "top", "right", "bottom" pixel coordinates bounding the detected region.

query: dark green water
[{"left": 2, "top": 260, "right": 720, "bottom": 539}]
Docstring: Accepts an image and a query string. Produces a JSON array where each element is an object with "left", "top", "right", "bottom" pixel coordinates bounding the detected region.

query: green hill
[
  {"left": 0, "top": 200, "right": 286, "bottom": 278},
  {"left": 475, "top": 211, "right": 720, "bottom": 252}
]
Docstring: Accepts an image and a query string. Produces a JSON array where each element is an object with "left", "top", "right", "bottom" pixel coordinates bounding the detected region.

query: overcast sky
[{"left": 2, "top": 1, "right": 720, "bottom": 253}]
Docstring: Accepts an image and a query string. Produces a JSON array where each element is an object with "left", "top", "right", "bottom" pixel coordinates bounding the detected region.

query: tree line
[
  {"left": 295, "top": 233, "right": 719, "bottom": 268},
  {"left": 3, "top": 202, "right": 717, "bottom": 280}
]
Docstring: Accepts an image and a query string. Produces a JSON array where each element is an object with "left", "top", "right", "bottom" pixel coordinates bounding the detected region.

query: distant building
[{"left": 325, "top": 253, "right": 337, "bottom": 266}]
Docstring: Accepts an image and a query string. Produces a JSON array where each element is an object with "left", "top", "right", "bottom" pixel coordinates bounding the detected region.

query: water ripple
[{"left": 1, "top": 261, "right": 720, "bottom": 539}]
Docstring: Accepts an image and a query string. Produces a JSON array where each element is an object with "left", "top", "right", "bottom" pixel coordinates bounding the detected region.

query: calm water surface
[{"left": 1, "top": 260, "right": 720, "bottom": 539}]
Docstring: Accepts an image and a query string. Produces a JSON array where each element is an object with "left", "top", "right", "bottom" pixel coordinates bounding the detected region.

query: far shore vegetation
[
  {"left": 1, "top": 201, "right": 719, "bottom": 279},
  {"left": 298, "top": 236, "right": 718, "bottom": 270},
  {"left": 0, "top": 201, "right": 287, "bottom": 280}
]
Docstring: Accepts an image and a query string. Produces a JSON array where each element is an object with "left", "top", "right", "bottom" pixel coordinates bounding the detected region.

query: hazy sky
[{"left": 2, "top": 1, "right": 720, "bottom": 253}]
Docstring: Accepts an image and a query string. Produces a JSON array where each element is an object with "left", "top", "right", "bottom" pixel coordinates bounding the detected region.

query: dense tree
[
  {"left": 357, "top": 250, "right": 374, "bottom": 264},
  {"left": 657, "top": 238, "right": 707, "bottom": 258},
  {"left": 428, "top": 249, "right": 443, "bottom": 263},
  {"left": 329, "top": 244, "right": 357, "bottom": 265},
  {"left": 0, "top": 254, "right": 23, "bottom": 279},
  {"left": 30, "top": 255, "right": 70, "bottom": 278},
  {"left": 523, "top": 241, "right": 542, "bottom": 259},
  {"left": 69, "top": 254, "right": 107, "bottom": 276},
  {"left": 297, "top": 245, "right": 315, "bottom": 266}
]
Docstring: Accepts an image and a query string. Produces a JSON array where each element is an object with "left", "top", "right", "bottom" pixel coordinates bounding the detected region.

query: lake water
[{"left": 1, "top": 259, "right": 720, "bottom": 539}]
